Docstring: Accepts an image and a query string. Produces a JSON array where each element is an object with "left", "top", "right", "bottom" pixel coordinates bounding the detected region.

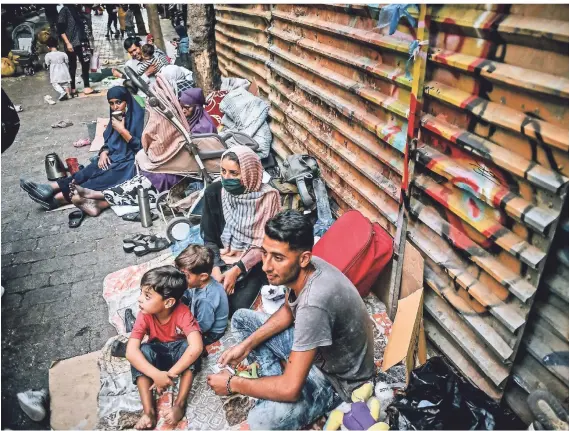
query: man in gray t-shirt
[
  {"left": 207, "top": 210, "right": 374, "bottom": 430},
  {"left": 289, "top": 255, "right": 374, "bottom": 400}
]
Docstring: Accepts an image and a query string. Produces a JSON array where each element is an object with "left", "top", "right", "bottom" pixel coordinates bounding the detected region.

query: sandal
[
  {"left": 133, "top": 236, "right": 171, "bottom": 257},
  {"left": 123, "top": 234, "right": 156, "bottom": 253},
  {"left": 51, "top": 120, "right": 74, "bottom": 128},
  {"left": 122, "top": 212, "right": 159, "bottom": 222},
  {"left": 68, "top": 210, "right": 85, "bottom": 228},
  {"left": 83, "top": 89, "right": 101, "bottom": 96},
  {"left": 73, "top": 138, "right": 90, "bottom": 148}
]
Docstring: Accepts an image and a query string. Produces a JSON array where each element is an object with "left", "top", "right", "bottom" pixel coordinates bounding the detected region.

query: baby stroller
[
  {"left": 11, "top": 21, "right": 42, "bottom": 75},
  {"left": 124, "top": 66, "right": 259, "bottom": 242}
]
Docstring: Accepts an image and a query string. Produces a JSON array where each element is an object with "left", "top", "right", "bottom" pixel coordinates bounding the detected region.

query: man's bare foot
[
  {"left": 164, "top": 405, "right": 185, "bottom": 425},
  {"left": 71, "top": 194, "right": 105, "bottom": 217},
  {"left": 134, "top": 412, "right": 156, "bottom": 430}
]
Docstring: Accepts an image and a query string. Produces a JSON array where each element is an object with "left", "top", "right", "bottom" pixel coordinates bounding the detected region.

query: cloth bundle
[{"left": 219, "top": 87, "right": 273, "bottom": 159}]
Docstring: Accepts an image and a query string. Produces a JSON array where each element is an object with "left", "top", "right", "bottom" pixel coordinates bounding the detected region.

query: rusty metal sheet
[{"left": 215, "top": 3, "right": 569, "bottom": 403}]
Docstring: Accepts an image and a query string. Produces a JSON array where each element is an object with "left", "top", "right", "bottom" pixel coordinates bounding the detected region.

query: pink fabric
[{"left": 141, "top": 74, "right": 190, "bottom": 164}]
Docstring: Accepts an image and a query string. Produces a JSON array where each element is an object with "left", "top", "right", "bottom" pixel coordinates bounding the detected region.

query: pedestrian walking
[{"left": 44, "top": 37, "right": 72, "bottom": 101}]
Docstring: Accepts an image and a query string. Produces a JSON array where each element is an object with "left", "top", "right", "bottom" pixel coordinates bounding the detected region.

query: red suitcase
[{"left": 313, "top": 210, "right": 393, "bottom": 297}]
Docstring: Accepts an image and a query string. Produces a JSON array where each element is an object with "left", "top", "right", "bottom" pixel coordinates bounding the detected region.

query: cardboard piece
[
  {"left": 382, "top": 288, "right": 425, "bottom": 384},
  {"left": 248, "top": 79, "right": 260, "bottom": 97},
  {"left": 49, "top": 351, "right": 100, "bottom": 430},
  {"left": 399, "top": 241, "right": 424, "bottom": 299},
  {"left": 89, "top": 117, "right": 109, "bottom": 152}
]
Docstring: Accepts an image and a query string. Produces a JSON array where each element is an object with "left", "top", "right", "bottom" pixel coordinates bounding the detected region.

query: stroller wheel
[{"left": 166, "top": 217, "right": 193, "bottom": 243}]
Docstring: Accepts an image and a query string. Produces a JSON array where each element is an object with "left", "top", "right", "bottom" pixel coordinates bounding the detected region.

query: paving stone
[
  {"left": 1, "top": 293, "right": 24, "bottom": 310},
  {"left": 21, "top": 284, "right": 72, "bottom": 308},
  {"left": 49, "top": 268, "right": 96, "bottom": 286},
  {"left": 29, "top": 256, "right": 74, "bottom": 275},
  {"left": 1, "top": 263, "right": 33, "bottom": 280},
  {"left": 54, "top": 241, "right": 98, "bottom": 257},
  {"left": 4, "top": 273, "right": 51, "bottom": 294},
  {"left": 1, "top": 239, "right": 38, "bottom": 255},
  {"left": 11, "top": 248, "right": 56, "bottom": 265}
]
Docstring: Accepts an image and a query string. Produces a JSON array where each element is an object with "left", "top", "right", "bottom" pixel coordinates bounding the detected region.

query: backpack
[{"left": 313, "top": 210, "right": 393, "bottom": 297}]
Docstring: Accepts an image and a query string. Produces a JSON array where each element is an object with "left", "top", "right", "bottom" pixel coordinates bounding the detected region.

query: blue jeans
[
  {"left": 231, "top": 309, "right": 341, "bottom": 430},
  {"left": 131, "top": 340, "right": 197, "bottom": 384}
]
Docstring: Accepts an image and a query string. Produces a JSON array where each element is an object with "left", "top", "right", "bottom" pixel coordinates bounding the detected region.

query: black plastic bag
[{"left": 386, "top": 357, "right": 514, "bottom": 430}]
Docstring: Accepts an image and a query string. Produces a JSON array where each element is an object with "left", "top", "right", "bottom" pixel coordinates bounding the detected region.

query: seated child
[
  {"left": 44, "top": 37, "right": 71, "bottom": 101},
  {"left": 126, "top": 266, "right": 203, "bottom": 429},
  {"left": 137, "top": 43, "right": 169, "bottom": 76},
  {"left": 175, "top": 245, "right": 229, "bottom": 346}
]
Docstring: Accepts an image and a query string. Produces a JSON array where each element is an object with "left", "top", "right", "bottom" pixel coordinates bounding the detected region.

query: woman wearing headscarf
[
  {"left": 20, "top": 87, "right": 144, "bottom": 212},
  {"left": 201, "top": 145, "right": 281, "bottom": 316},
  {"left": 179, "top": 88, "right": 217, "bottom": 134},
  {"left": 160, "top": 64, "right": 194, "bottom": 97}
]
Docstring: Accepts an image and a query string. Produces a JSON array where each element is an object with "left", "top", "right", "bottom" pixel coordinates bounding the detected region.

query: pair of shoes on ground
[
  {"left": 17, "top": 389, "right": 48, "bottom": 422},
  {"left": 123, "top": 233, "right": 170, "bottom": 257},
  {"left": 20, "top": 179, "right": 59, "bottom": 210}
]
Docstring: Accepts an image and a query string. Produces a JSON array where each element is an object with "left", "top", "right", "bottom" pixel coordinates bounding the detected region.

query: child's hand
[{"left": 150, "top": 370, "right": 176, "bottom": 393}]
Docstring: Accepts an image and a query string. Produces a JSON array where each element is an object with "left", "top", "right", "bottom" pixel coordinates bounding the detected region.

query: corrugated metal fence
[{"left": 214, "top": 3, "right": 569, "bottom": 411}]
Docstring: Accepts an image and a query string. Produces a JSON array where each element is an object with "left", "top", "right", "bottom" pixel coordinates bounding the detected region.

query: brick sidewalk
[{"left": 1, "top": 9, "right": 177, "bottom": 429}]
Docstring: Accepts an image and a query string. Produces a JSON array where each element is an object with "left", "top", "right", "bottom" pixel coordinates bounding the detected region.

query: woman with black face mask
[{"left": 201, "top": 146, "right": 281, "bottom": 316}]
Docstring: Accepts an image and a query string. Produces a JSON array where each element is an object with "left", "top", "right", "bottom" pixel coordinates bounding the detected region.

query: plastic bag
[
  {"left": 377, "top": 4, "right": 418, "bottom": 35},
  {"left": 386, "top": 357, "right": 516, "bottom": 430}
]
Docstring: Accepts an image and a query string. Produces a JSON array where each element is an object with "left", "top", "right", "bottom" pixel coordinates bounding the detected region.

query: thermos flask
[
  {"left": 137, "top": 187, "right": 153, "bottom": 228},
  {"left": 45, "top": 153, "right": 67, "bottom": 181}
]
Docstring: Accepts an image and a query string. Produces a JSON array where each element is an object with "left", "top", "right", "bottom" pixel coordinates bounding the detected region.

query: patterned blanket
[{"left": 98, "top": 255, "right": 403, "bottom": 430}]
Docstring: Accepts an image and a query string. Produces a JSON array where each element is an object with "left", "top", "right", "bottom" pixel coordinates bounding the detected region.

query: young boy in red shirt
[{"left": 126, "top": 266, "right": 203, "bottom": 430}]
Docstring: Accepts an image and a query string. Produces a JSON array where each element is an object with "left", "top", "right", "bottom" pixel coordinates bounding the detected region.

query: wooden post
[
  {"left": 387, "top": 4, "right": 430, "bottom": 320},
  {"left": 145, "top": 4, "right": 165, "bottom": 52},
  {"left": 187, "top": 4, "right": 221, "bottom": 94},
  {"left": 130, "top": 4, "right": 148, "bottom": 36}
]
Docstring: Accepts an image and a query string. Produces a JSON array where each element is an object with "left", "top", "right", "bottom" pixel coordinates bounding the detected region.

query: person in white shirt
[{"left": 44, "top": 37, "right": 71, "bottom": 101}]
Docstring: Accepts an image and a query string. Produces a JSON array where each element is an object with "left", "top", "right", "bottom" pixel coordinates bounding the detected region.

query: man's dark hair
[
  {"left": 265, "top": 210, "right": 314, "bottom": 252},
  {"left": 140, "top": 266, "right": 187, "bottom": 302},
  {"left": 46, "top": 36, "right": 58, "bottom": 49},
  {"left": 141, "top": 43, "right": 154, "bottom": 58},
  {"left": 123, "top": 36, "right": 141, "bottom": 51}
]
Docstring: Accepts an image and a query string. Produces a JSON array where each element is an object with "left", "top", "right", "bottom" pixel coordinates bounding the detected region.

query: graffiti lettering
[{"left": 470, "top": 161, "right": 502, "bottom": 185}]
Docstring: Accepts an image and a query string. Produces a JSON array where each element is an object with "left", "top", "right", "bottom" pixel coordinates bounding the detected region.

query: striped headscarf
[{"left": 220, "top": 146, "right": 281, "bottom": 252}]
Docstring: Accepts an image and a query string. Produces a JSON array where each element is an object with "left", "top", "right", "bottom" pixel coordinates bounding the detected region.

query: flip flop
[
  {"left": 133, "top": 237, "right": 170, "bottom": 257},
  {"left": 122, "top": 212, "right": 159, "bottom": 222},
  {"left": 51, "top": 120, "right": 73, "bottom": 128},
  {"left": 68, "top": 210, "right": 85, "bottom": 228},
  {"left": 73, "top": 138, "right": 91, "bottom": 148},
  {"left": 83, "top": 90, "right": 101, "bottom": 96},
  {"left": 123, "top": 234, "right": 156, "bottom": 253}
]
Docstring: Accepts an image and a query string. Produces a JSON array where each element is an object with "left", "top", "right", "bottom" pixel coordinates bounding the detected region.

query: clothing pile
[{"left": 219, "top": 87, "right": 273, "bottom": 159}]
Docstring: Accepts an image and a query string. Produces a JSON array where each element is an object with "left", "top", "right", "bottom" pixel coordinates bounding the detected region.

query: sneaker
[
  {"left": 17, "top": 389, "right": 48, "bottom": 422},
  {"left": 58, "top": 92, "right": 68, "bottom": 101}
]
